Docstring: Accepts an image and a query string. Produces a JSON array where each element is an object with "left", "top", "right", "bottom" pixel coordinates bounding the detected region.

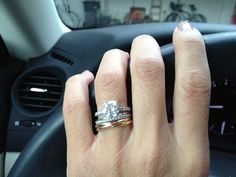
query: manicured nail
[
  {"left": 81, "top": 70, "right": 94, "bottom": 84},
  {"left": 177, "top": 21, "right": 193, "bottom": 31}
]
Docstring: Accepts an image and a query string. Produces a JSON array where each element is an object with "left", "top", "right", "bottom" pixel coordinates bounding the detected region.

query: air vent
[
  {"left": 51, "top": 52, "right": 74, "bottom": 65},
  {"left": 18, "top": 72, "right": 63, "bottom": 113}
]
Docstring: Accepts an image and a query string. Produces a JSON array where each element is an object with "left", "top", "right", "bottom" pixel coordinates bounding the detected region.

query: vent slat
[
  {"left": 29, "top": 75, "right": 60, "bottom": 81},
  {"left": 18, "top": 71, "right": 63, "bottom": 113},
  {"left": 22, "top": 103, "right": 54, "bottom": 109},
  {"left": 19, "top": 89, "right": 62, "bottom": 95},
  {"left": 23, "top": 82, "right": 62, "bottom": 88},
  {"left": 50, "top": 91, "right": 62, "bottom": 95},
  {"left": 19, "top": 96, "right": 59, "bottom": 102},
  {"left": 51, "top": 52, "right": 74, "bottom": 66}
]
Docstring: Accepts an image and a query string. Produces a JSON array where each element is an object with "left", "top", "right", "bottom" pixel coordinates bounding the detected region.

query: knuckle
[
  {"left": 129, "top": 139, "right": 176, "bottom": 175},
  {"left": 131, "top": 150, "right": 159, "bottom": 172},
  {"left": 65, "top": 74, "right": 80, "bottom": 87},
  {"left": 95, "top": 69, "right": 123, "bottom": 90},
  {"left": 132, "top": 55, "right": 164, "bottom": 80},
  {"left": 181, "top": 33, "right": 205, "bottom": 52},
  {"left": 131, "top": 141, "right": 162, "bottom": 166},
  {"left": 180, "top": 70, "right": 211, "bottom": 97}
]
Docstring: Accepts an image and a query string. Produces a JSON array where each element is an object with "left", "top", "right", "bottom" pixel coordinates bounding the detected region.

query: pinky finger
[{"left": 63, "top": 70, "right": 95, "bottom": 154}]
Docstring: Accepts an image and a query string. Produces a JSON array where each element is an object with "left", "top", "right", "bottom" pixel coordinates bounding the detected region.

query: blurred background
[{"left": 54, "top": 0, "right": 236, "bottom": 29}]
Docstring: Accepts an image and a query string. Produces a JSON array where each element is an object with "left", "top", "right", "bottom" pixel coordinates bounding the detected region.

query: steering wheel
[{"left": 8, "top": 23, "right": 236, "bottom": 177}]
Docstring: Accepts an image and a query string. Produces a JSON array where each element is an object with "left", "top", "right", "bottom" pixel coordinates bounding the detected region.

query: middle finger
[{"left": 130, "top": 35, "right": 169, "bottom": 140}]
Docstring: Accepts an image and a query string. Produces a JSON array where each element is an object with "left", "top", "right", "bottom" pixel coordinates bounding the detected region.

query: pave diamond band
[
  {"left": 95, "top": 100, "right": 132, "bottom": 131},
  {"left": 95, "top": 112, "right": 131, "bottom": 124}
]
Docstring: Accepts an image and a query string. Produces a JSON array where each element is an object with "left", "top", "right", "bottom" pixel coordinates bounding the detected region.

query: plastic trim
[
  {"left": 0, "top": 0, "right": 70, "bottom": 60},
  {"left": 4, "top": 152, "right": 20, "bottom": 177}
]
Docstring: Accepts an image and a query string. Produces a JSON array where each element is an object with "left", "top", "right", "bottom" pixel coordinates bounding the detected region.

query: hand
[{"left": 63, "top": 22, "right": 211, "bottom": 177}]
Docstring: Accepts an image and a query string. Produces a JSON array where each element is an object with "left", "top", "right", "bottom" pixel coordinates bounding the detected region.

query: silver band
[{"left": 95, "top": 112, "right": 131, "bottom": 125}]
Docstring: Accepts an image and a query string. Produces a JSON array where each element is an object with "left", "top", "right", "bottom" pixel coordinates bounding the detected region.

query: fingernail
[
  {"left": 177, "top": 21, "right": 193, "bottom": 31},
  {"left": 131, "top": 35, "right": 161, "bottom": 60},
  {"left": 81, "top": 70, "right": 94, "bottom": 84}
]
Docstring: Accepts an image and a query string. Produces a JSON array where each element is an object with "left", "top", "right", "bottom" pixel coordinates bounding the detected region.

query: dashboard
[{"left": 210, "top": 79, "right": 236, "bottom": 152}]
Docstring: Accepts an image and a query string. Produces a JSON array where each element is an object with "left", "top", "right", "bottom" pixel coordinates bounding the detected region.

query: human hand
[{"left": 63, "top": 22, "right": 211, "bottom": 177}]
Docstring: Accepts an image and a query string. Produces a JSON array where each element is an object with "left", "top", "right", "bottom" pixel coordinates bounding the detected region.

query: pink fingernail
[
  {"left": 177, "top": 21, "right": 193, "bottom": 31},
  {"left": 81, "top": 70, "right": 94, "bottom": 84}
]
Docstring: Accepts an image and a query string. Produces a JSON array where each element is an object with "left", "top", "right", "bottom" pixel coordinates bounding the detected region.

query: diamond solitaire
[
  {"left": 102, "top": 101, "right": 119, "bottom": 120},
  {"left": 95, "top": 100, "right": 131, "bottom": 121}
]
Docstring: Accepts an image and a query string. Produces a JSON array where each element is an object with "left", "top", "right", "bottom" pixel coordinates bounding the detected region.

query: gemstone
[{"left": 102, "top": 101, "right": 119, "bottom": 120}]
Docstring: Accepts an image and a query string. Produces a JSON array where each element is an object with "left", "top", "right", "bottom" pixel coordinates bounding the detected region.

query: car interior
[{"left": 0, "top": 0, "right": 236, "bottom": 177}]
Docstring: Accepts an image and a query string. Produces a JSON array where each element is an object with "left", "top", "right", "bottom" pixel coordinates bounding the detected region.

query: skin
[{"left": 63, "top": 22, "right": 211, "bottom": 177}]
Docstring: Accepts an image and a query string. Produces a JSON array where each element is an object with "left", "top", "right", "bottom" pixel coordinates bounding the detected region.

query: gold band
[{"left": 96, "top": 118, "right": 132, "bottom": 131}]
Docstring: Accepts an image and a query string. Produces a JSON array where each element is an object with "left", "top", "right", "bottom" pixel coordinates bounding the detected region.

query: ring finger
[{"left": 95, "top": 49, "right": 131, "bottom": 146}]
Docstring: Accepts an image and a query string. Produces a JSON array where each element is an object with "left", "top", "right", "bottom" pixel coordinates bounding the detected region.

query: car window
[{"left": 54, "top": 0, "right": 236, "bottom": 29}]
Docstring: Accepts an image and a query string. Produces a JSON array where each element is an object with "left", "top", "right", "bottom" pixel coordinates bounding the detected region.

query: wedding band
[
  {"left": 96, "top": 118, "right": 132, "bottom": 131},
  {"left": 95, "top": 112, "right": 131, "bottom": 124}
]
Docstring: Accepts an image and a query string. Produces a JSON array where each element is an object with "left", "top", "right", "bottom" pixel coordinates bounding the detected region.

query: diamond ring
[
  {"left": 95, "top": 100, "right": 132, "bottom": 130},
  {"left": 95, "top": 100, "right": 131, "bottom": 118}
]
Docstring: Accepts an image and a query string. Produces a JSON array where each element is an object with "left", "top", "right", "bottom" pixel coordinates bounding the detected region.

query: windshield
[{"left": 54, "top": 0, "right": 236, "bottom": 29}]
